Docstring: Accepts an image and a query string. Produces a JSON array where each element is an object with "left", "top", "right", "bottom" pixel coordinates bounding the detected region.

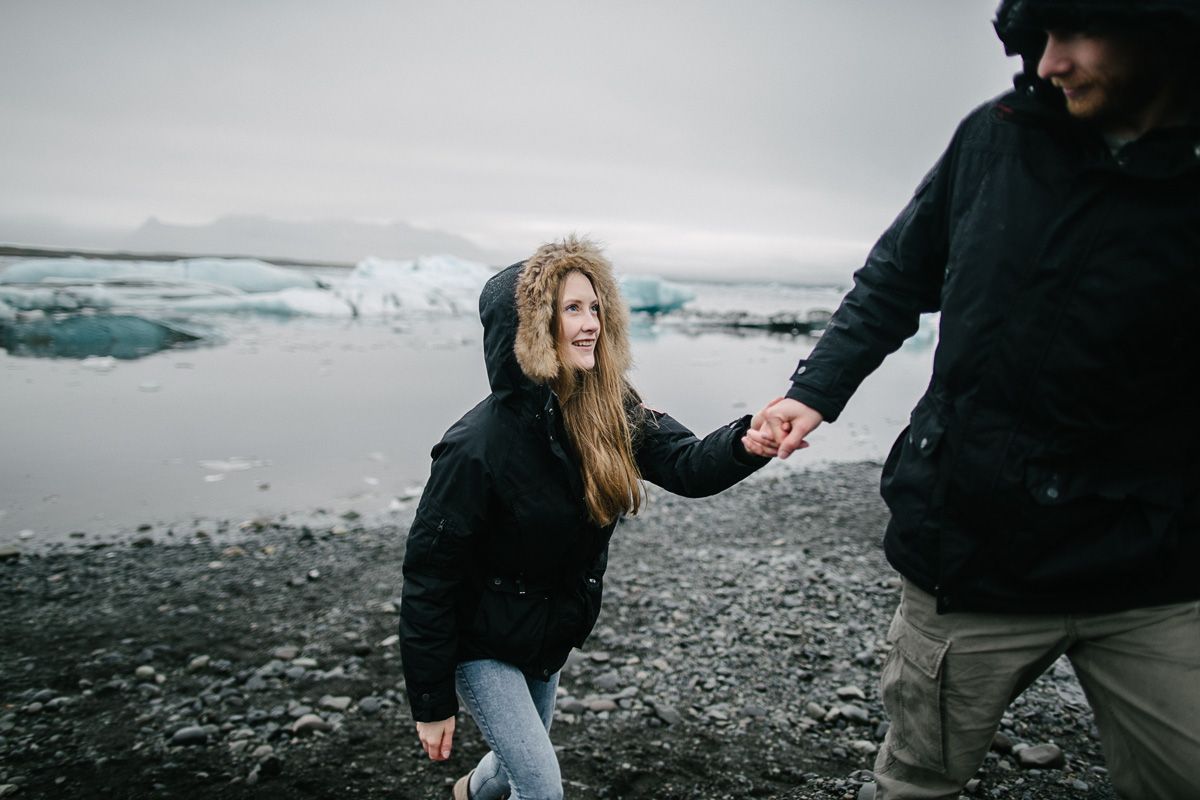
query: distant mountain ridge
[{"left": 119, "top": 215, "right": 488, "bottom": 264}]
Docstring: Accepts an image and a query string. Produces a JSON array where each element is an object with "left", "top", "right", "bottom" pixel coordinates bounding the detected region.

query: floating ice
[
  {"left": 0, "top": 257, "right": 321, "bottom": 293},
  {"left": 619, "top": 275, "right": 695, "bottom": 313},
  {"left": 0, "top": 314, "right": 205, "bottom": 360},
  {"left": 198, "top": 457, "right": 269, "bottom": 472}
]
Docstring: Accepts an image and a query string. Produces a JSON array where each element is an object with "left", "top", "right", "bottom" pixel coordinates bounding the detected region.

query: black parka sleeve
[
  {"left": 399, "top": 436, "right": 489, "bottom": 722},
  {"left": 634, "top": 409, "right": 768, "bottom": 497},
  {"left": 786, "top": 141, "right": 955, "bottom": 421}
]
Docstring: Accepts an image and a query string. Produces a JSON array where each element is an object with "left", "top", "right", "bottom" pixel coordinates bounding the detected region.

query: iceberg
[
  {"left": 0, "top": 257, "right": 322, "bottom": 293},
  {"left": 618, "top": 275, "right": 695, "bottom": 313},
  {"left": 335, "top": 255, "right": 498, "bottom": 316},
  {"left": 0, "top": 313, "right": 206, "bottom": 359}
]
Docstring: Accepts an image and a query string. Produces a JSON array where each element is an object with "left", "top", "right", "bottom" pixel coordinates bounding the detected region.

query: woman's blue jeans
[{"left": 455, "top": 659, "right": 562, "bottom": 800}]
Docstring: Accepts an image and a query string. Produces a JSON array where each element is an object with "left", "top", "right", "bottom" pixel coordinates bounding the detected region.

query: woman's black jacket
[
  {"left": 786, "top": 76, "right": 1200, "bottom": 615},
  {"left": 400, "top": 265, "right": 767, "bottom": 722}
]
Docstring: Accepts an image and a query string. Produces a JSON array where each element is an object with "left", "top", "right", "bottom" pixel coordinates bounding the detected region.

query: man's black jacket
[{"left": 788, "top": 78, "right": 1200, "bottom": 615}]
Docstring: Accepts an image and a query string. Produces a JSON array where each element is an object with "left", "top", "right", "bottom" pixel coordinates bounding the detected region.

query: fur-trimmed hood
[{"left": 477, "top": 236, "right": 631, "bottom": 400}]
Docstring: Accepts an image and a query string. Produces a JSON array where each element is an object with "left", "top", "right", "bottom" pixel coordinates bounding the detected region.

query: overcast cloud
[{"left": 0, "top": 1, "right": 1017, "bottom": 280}]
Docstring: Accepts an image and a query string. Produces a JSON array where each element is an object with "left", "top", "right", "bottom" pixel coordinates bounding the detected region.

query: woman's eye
[
  {"left": 591, "top": 304, "right": 600, "bottom": 314},
  {"left": 565, "top": 303, "right": 579, "bottom": 312}
]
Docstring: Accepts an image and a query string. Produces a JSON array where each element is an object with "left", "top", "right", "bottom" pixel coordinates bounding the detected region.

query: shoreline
[{"left": 1, "top": 463, "right": 1114, "bottom": 799}]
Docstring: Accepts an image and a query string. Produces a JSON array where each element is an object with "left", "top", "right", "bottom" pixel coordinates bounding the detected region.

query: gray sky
[{"left": 0, "top": 1, "right": 1017, "bottom": 281}]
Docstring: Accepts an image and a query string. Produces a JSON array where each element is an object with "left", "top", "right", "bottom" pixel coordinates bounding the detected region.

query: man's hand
[
  {"left": 416, "top": 717, "right": 455, "bottom": 761},
  {"left": 746, "top": 397, "right": 824, "bottom": 459}
]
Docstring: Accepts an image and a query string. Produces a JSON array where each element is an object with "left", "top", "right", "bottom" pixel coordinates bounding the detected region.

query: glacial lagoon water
[{"left": 0, "top": 258, "right": 936, "bottom": 547}]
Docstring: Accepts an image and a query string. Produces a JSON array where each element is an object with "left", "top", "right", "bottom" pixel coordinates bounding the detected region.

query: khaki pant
[{"left": 873, "top": 580, "right": 1200, "bottom": 800}]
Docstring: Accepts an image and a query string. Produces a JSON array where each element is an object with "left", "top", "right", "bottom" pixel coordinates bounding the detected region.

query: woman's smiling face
[{"left": 557, "top": 270, "right": 600, "bottom": 371}]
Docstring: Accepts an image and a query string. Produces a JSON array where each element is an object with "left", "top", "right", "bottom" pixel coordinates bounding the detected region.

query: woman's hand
[{"left": 416, "top": 717, "right": 456, "bottom": 761}]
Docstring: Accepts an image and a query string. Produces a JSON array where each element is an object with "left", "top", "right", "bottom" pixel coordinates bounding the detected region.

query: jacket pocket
[
  {"left": 880, "top": 609, "right": 950, "bottom": 773},
  {"left": 881, "top": 395, "right": 947, "bottom": 531},
  {"left": 548, "top": 569, "right": 605, "bottom": 647},
  {"left": 469, "top": 575, "right": 551, "bottom": 665}
]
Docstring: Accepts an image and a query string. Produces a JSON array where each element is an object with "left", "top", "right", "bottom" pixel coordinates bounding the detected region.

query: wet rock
[
  {"left": 836, "top": 685, "right": 866, "bottom": 701},
  {"left": 290, "top": 714, "right": 332, "bottom": 735},
  {"left": 169, "top": 725, "right": 209, "bottom": 746},
  {"left": 272, "top": 646, "right": 300, "bottom": 661},
  {"left": 187, "top": 655, "right": 210, "bottom": 672},
  {"left": 1017, "top": 743, "right": 1065, "bottom": 769},
  {"left": 134, "top": 665, "right": 156, "bottom": 681},
  {"left": 319, "top": 695, "right": 351, "bottom": 712},
  {"left": 358, "top": 697, "right": 383, "bottom": 715},
  {"left": 838, "top": 704, "right": 871, "bottom": 724}
]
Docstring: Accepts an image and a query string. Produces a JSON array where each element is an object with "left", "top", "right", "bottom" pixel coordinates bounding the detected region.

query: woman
[{"left": 399, "top": 236, "right": 769, "bottom": 800}]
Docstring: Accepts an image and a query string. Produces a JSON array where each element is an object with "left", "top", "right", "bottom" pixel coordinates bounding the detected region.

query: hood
[
  {"left": 477, "top": 236, "right": 631, "bottom": 401},
  {"left": 994, "top": 0, "right": 1200, "bottom": 91}
]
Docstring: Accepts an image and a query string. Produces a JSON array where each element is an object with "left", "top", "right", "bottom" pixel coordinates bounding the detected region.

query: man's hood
[
  {"left": 477, "top": 236, "right": 631, "bottom": 402},
  {"left": 994, "top": 0, "right": 1200, "bottom": 82}
]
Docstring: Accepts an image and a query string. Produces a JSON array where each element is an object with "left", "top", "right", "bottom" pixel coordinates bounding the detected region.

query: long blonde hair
[{"left": 551, "top": 269, "right": 643, "bottom": 526}]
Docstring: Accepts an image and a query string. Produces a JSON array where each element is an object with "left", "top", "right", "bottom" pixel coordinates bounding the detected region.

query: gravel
[{"left": 0, "top": 462, "right": 1115, "bottom": 799}]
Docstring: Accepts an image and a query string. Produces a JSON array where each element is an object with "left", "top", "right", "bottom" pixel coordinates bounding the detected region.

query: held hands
[
  {"left": 743, "top": 397, "right": 824, "bottom": 459},
  {"left": 416, "top": 717, "right": 455, "bottom": 761}
]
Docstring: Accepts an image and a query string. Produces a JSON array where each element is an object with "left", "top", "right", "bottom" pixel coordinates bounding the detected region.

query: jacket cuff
[
  {"left": 407, "top": 680, "right": 459, "bottom": 722},
  {"left": 785, "top": 359, "right": 846, "bottom": 422},
  {"left": 727, "top": 414, "right": 772, "bottom": 468}
]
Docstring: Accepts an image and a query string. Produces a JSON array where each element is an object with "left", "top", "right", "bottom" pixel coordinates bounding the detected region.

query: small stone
[
  {"left": 839, "top": 704, "right": 871, "bottom": 724},
  {"left": 991, "top": 731, "right": 1014, "bottom": 753},
  {"left": 739, "top": 704, "right": 768, "bottom": 719},
  {"left": 557, "top": 698, "right": 586, "bottom": 715},
  {"left": 594, "top": 671, "right": 621, "bottom": 692},
  {"left": 290, "top": 714, "right": 332, "bottom": 735},
  {"left": 229, "top": 740, "right": 250, "bottom": 755},
  {"left": 1017, "top": 743, "right": 1065, "bottom": 769},
  {"left": 0, "top": 785, "right": 18, "bottom": 798},
  {"left": 292, "top": 657, "right": 319, "bottom": 669},
  {"left": 836, "top": 685, "right": 867, "bottom": 700},
  {"left": 187, "top": 655, "right": 210, "bottom": 672},
  {"left": 18, "top": 530, "right": 34, "bottom": 540},
  {"left": 586, "top": 698, "right": 618, "bottom": 713},
  {"left": 378, "top": 634, "right": 399, "bottom": 647},
  {"left": 251, "top": 744, "right": 275, "bottom": 760},
  {"left": 1070, "top": 779, "right": 1090, "bottom": 792},
  {"left": 169, "top": 726, "right": 209, "bottom": 746},
  {"left": 358, "top": 697, "right": 383, "bottom": 715},
  {"left": 804, "top": 702, "right": 826, "bottom": 719},
  {"left": 588, "top": 652, "right": 611, "bottom": 663},
  {"left": 319, "top": 695, "right": 352, "bottom": 712},
  {"left": 272, "top": 646, "right": 299, "bottom": 661},
  {"left": 964, "top": 778, "right": 982, "bottom": 794},
  {"left": 134, "top": 665, "right": 156, "bottom": 681}
]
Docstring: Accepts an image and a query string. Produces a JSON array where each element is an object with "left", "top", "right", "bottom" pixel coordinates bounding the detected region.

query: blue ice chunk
[
  {"left": 619, "top": 276, "right": 694, "bottom": 313},
  {"left": 0, "top": 257, "right": 321, "bottom": 293}
]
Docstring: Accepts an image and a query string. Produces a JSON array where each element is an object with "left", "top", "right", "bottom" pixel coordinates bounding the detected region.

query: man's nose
[{"left": 1037, "top": 33, "right": 1072, "bottom": 80}]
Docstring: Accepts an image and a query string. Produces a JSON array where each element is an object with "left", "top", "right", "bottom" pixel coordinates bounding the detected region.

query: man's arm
[{"left": 753, "top": 142, "right": 958, "bottom": 457}]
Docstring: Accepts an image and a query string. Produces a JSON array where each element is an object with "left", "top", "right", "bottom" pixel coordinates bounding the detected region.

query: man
[{"left": 745, "top": 1, "right": 1200, "bottom": 797}]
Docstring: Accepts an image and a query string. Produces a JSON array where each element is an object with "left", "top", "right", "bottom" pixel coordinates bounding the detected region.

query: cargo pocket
[{"left": 880, "top": 608, "right": 950, "bottom": 773}]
